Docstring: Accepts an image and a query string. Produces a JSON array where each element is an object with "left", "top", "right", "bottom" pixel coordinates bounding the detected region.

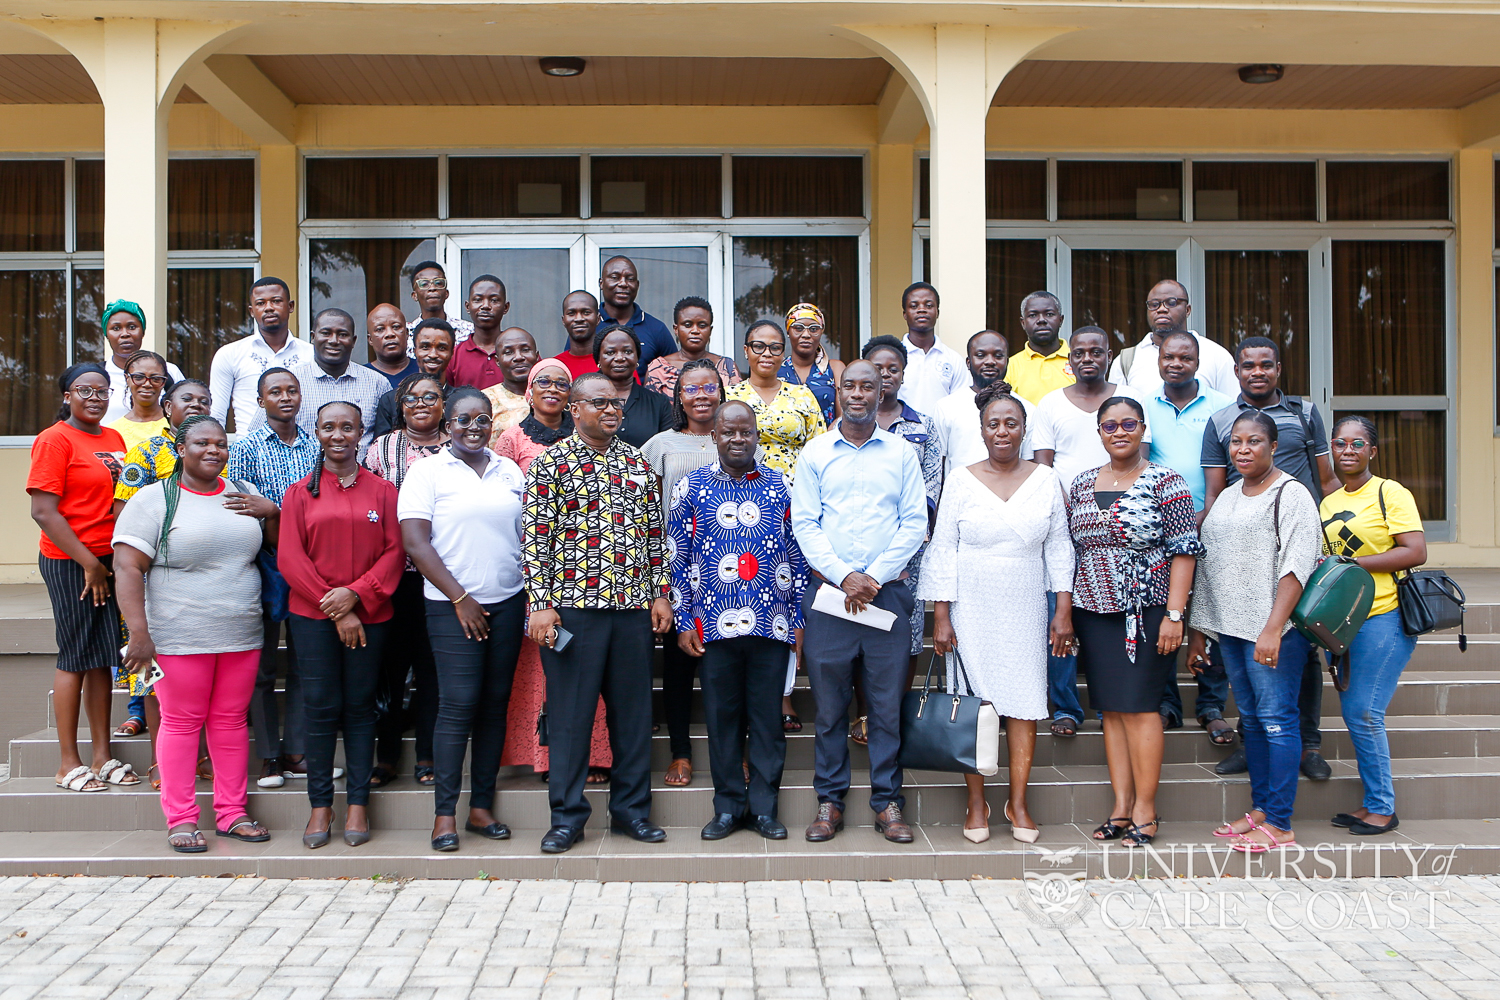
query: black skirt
[
  {"left": 39, "top": 553, "right": 123, "bottom": 674},
  {"left": 1075, "top": 605, "right": 1174, "bottom": 714}
]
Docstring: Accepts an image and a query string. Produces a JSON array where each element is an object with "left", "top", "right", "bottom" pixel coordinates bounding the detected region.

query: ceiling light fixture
[
  {"left": 540, "top": 57, "right": 587, "bottom": 78},
  {"left": 1238, "top": 64, "right": 1285, "bottom": 84}
]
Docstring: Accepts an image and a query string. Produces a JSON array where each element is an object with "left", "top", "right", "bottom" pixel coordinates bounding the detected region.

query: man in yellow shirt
[{"left": 1004, "top": 291, "right": 1074, "bottom": 405}]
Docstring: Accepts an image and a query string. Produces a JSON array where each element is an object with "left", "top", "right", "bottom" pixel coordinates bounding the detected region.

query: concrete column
[
  {"left": 870, "top": 144, "right": 915, "bottom": 339},
  {"left": 1454, "top": 148, "right": 1496, "bottom": 549},
  {"left": 258, "top": 145, "right": 300, "bottom": 300}
]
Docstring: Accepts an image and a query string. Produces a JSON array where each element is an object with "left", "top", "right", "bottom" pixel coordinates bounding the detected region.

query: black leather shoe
[
  {"left": 465, "top": 821, "right": 512, "bottom": 840},
  {"left": 1331, "top": 812, "right": 1361, "bottom": 828},
  {"left": 431, "top": 833, "right": 460, "bottom": 852},
  {"left": 1300, "top": 750, "right": 1332, "bottom": 781},
  {"left": 611, "top": 818, "right": 667, "bottom": 843},
  {"left": 1214, "top": 747, "right": 1248, "bottom": 775},
  {"left": 701, "top": 814, "right": 741, "bottom": 840},
  {"left": 540, "top": 825, "right": 584, "bottom": 854},
  {"left": 748, "top": 815, "right": 787, "bottom": 840},
  {"left": 1349, "top": 813, "right": 1398, "bottom": 835}
]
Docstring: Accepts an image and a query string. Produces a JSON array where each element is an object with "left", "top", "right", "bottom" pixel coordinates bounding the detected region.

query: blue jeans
[
  {"left": 1219, "top": 629, "right": 1312, "bottom": 831},
  {"left": 1048, "top": 592, "right": 1086, "bottom": 724},
  {"left": 1337, "top": 611, "right": 1417, "bottom": 815},
  {"left": 125, "top": 694, "right": 146, "bottom": 725}
]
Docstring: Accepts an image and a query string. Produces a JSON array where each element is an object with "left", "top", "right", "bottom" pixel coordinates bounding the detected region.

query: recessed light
[
  {"left": 1238, "top": 64, "right": 1285, "bottom": 85},
  {"left": 540, "top": 57, "right": 587, "bottom": 78}
]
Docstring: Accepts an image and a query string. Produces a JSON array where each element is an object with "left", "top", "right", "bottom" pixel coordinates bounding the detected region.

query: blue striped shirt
[{"left": 227, "top": 425, "right": 319, "bottom": 507}]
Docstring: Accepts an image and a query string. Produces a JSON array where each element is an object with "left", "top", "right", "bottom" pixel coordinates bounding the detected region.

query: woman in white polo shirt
[{"left": 398, "top": 387, "right": 527, "bottom": 854}]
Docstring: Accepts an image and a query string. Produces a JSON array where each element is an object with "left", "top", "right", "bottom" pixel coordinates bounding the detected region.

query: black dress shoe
[
  {"left": 1331, "top": 812, "right": 1361, "bottom": 828},
  {"left": 1300, "top": 750, "right": 1332, "bottom": 781},
  {"left": 1215, "top": 747, "right": 1248, "bottom": 775},
  {"left": 540, "top": 825, "right": 584, "bottom": 853},
  {"left": 748, "top": 815, "right": 787, "bottom": 840},
  {"left": 701, "top": 814, "right": 741, "bottom": 840},
  {"left": 465, "top": 821, "right": 512, "bottom": 840},
  {"left": 431, "top": 832, "right": 460, "bottom": 852},
  {"left": 611, "top": 818, "right": 667, "bottom": 843},
  {"left": 1349, "top": 813, "right": 1399, "bottom": 836}
]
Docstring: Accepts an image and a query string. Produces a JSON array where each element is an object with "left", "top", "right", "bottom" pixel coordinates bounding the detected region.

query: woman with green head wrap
[{"left": 102, "top": 299, "right": 184, "bottom": 424}]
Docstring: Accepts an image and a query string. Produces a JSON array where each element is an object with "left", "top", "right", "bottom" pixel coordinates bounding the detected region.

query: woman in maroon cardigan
[{"left": 278, "top": 401, "right": 405, "bottom": 849}]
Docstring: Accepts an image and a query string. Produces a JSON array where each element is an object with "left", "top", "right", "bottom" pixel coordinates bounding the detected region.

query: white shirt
[
  {"left": 396, "top": 447, "right": 526, "bottom": 604},
  {"left": 1031, "top": 384, "right": 1153, "bottom": 494},
  {"left": 209, "top": 332, "right": 314, "bottom": 434},
  {"left": 898, "top": 335, "right": 968, "bottom": 416},
  {"left": 104, "top": 356, "right": 186, "bottom": 424},
  {"left": 929, "top": 387, "right": 1035, "bottom": 482},
  {"left": 1107, "top": 331, "right": 1240, "bottom": 398}
]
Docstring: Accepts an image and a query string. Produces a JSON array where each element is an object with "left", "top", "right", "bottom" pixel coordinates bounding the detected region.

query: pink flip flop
[{"left": 1214, "top": 813, "right": 1258, "bottom": 838}]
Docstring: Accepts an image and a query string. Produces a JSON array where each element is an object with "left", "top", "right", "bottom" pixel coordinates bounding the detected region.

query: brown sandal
[
  {"left": 148, "top": 763, "right": 161, "bottom": 792},
  {"left": 850, "top": 717, "right": 869, "bottom": 746},
  {"left": 196, "top": 756, "right": 214, "bottom": 782},
  {"left": 664, "top": 758, "right": 692, "bottom": 786}
]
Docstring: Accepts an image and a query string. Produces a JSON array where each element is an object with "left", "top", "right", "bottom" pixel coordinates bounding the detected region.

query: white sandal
[
  {"left": 97, "top": 759, "right": 140, "bottom": 786},
  {"left": 56, "top": 765, "right": 106, "bottom": 792}
]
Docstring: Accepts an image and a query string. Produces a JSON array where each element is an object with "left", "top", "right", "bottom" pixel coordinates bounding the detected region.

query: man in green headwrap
[{"left": 103, "top": 299, "right": 184, "bottom": 423}]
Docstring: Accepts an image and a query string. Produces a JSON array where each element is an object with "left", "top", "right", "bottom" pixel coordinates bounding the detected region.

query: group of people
[{"left": 27, "top": 259, "right": 1425, "bottom": 856}]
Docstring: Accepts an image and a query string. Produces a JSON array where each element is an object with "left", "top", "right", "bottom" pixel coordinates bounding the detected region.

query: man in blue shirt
[
  {"left": 791, "top": 361, "right": 927, "bottom": 844},
  {"left": 597, "top": 255, "right": 677, "bottom": 374},
  {"left": 670, "top": 401, "right": 809, "bottom": 842}
]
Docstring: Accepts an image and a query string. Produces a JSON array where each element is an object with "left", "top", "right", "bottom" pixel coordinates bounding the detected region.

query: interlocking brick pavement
[{"left": 0, "top": 876, "right": 1496, "bottom": 998}]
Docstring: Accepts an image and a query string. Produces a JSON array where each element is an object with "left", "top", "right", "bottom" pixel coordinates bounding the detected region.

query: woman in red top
[
  {"left": 27, "top": 363, "right": 140, "bottom": 793},
  {"left": 278, "top": 401, "right": 405, "bottom": 849}
]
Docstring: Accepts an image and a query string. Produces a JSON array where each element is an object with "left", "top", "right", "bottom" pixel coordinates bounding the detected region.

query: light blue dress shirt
[
  {"left": 1145, "top": 385, "right": 1232, "bottom": 511},
  {"left": 790, "top": 425, "right": 928, "bottom": 587}
]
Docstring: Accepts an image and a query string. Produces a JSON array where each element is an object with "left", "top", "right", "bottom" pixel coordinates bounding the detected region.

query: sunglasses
[
  {"left": 579, "top": 397, "right": 625, "bottom": 411},
  {"left": 746, "top": 342, "right": 785, "bottom": 356},
  {"left": 401, "top": 392, "right": 443, "bottom": 406},
  {"left": 449, "top": 414, "right": 493, "bottom": 429},
  {"left": 126, "top": 373, "right": 168, "bottom": 386},
  {"left": 680, "top": 384, "right": 720, "bottom": 398},
  {"left": 1331, "top": 438, "right": 1370, "bottom": 450},
  {"left": 68, "top": 386, "right": 109, "bottom": 400},
  {"left": 1099, "top": 419, "right": 1141, "bottom": 434},
  {"left": 532, "top": 376, "right": 571, "bottom": 391}
]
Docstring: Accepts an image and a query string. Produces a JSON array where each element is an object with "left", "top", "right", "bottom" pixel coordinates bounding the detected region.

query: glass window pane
[
  {"left": 590, "top": 157, "right": 721, "bottom": 218},
  {"left": 1331, "top": 240, "right": 1445, "bottom": 396},
  {"left": 1058, "top": 161, "right": 1182, "bottom": 221},
  {"left": 460, "top": 248, "right": 572, "bottom": 357},
  {"left": 75, "top": 160, "right": 103, "bottom": 253},
  {"left": 305, "top": 157, "right": 438, "bottom": 220},
  {"left": 309, "top": 238, "right": 436, "bottom": 363},
  {"left": 917, "top": 159, "right": 1047, "bottom": 220},
  {"left": 731, "top": 156, "right": 863, "bottom": 217},
  {"left": 167, "top": 269, "right": 255, "bottom": 394},
  {"left": 1192, "top": 162, "right": 1316, "bottom": 222},
  {"left": 1326, "top": 162, "right": 1449, "bottom": 222},
  {"left": 1070, "top": 249, "right": 1177, "bottom": 352},
  {"left": 596, "top": 245, "right": 708, "bottom": 336},
  {"left": 169, "top": 159, "right": 255, "bottom": 250},
  {"left": 449, "top": 157, "right": 580, "bottom": 219},
  {"left": 733, "top": 236, "right": 859, "bottom": 366},
  {"left": 985, "top": 240, "right": 1049, "bottom": 350},
  {"left": 0, "top": 270, "right": 68, "bottom": 435},
  {"left": 1205, "top": 250, "right": 1310, "bottom": 396},
  {"left": 0, "top": 161, "right": 64, "bottom": 252},
  {"left": 1333, "top": 409, "right": 1445, "bottom": 520},
  {"left": 73, "top": 268, "right": 104, "bottom": 366}
]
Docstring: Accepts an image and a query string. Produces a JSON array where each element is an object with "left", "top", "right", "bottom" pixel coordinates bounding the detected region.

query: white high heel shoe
[
  {"left": 963, "top": 803, "right": 991, "bottom": 843},
  {"left": 1005, "top": 802, "right": 1040, "bottom": 844}
]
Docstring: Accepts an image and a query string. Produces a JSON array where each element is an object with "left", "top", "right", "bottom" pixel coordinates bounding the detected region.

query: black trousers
[
  {"left": 700, "top": 635, "right": 789, "bottom": 818},
  {"left": 288, "top": 615, "right": 388, "bottom": 809},
  {"left": 425, "top": 594, "right": 525, "bottom": 818},
  {"left": 802, "top": 583, "right": 914, "bottom": 814},
  {"left": 540, "top": 607, "right": 654, "bottom": 829},
  {"left": 251, "top": 610, "right": 303, "bottom": 760},
  {"left": 374, "top": 572, "right": 438, "bottom": 767},
  {"left": 661, "top": 628, "right": 696, "bottom": 761}
]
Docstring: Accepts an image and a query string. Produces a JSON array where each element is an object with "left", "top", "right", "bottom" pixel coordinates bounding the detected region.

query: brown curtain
[
  {"left": 1204, "top": 250, "right": 1310, "bottom": 395},
  {"left": 0, "top": 270, "right": 68, "bottom": 435},
  {"left": 732, "top": 157, "right": 862, "bottom": 218},
  {"left": 918, "top": 159, "right": 1047, "bottom": 220},
  {"left": 1327, "top": 162, "right": 1449, "bottom": 222},
  {"left": 169, "top": 159, "right": 255, "bottom": 250},
  {"left": 985, "top": 240, "right": 1048, "bottom": 350},
  {"left": 305, "top": 158, "right": 438, "bottom": 220},
  {"left": 73, "top": 268, "right": 104, "bottom": 365},
  {"left": 167, "top": 268, "right": 254, "bottom": 386},
  {"left": 591, "top": 157, "right": 721, "bottom": 218},
  {"left": 732, "top": 236, "right": 859, "bottom": 361},
  {"left": 1058, "top": 161, "right": 1182, "bottom": 221},
  {"left": 449, "top": 157, "right": 580, "bottom": 219},
  {"left": 75, "top": 160, "right": 103, "bottom": 252},
  {"left": 1331, "top": 241, "right": 1445, "bottom": 396},
  {"left": 0, "top": 161, "right": 64, "bottom": 253},
  {"left": 1334, "top": 409, "right": 1445, "bottom": 520},
  {"left": 1070, "top": 249, "right": 1176, "bottom": 351},
  {"left": 1192, "top": 162, "right": 1316, "bottom": 222}
]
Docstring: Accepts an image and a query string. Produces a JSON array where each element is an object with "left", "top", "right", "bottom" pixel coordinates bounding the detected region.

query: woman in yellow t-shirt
[
  {"left": 1318, "top": 415, "right": 1426, "bottom": 836},
  {"left": 108, "top": 351, "right": 172, "bottom": 454}
]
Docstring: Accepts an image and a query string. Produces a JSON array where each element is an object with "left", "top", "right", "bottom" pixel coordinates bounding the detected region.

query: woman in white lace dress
[{"left": 921, "top": 382, "right": 1075, "bottom": 844}]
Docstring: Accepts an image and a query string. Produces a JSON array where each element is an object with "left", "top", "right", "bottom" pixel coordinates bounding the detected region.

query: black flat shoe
[
  {"left": 303, "top": 830, "right": 330, "bottom": 850},
  {"left": 611, "top": 818, "right": 666, "bottom": 843},
  {"left": 414, "top": 764, "right": 435, "bottom": 786},
  {"left": 1215, "top": 747, "right": 1248, "bottom": 775},
  {"left": 1349, "top": 814, "right": 1399, "bottom": 836},
  {"left": 1300, "top": 751, "right": 1332, "bottom": 781},
  {"left": 540, "top": 825, "right": 584, "bottom": 854},
  {"left": 748, "top": 815, "right": 787, "bottom": 840},
  {"left": 431, "top": 833, "right": 460, "bottom": 852},
  {"left": 1331, "top": 812, "right": 1362, "bottom": 828},
  {"left": 343, "top": 829, "right": 370, "bottom": 847},
  {"left": 701, "top": 813, "right": 741, "bottom": 840},
  {"left": 465, "top": 821, "right": 512, "bottom": 840}
]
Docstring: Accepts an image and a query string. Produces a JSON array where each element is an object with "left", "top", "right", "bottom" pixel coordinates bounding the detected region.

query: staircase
[{"left": 1, "top": 583, "right": 1499, "bottom": 880}]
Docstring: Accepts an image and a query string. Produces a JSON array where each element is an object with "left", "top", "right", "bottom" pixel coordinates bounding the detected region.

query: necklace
[
  {"left": 1245, "top": 466, "right": 1278, "bottom": 491},
  {"left": 336, "top": 469, "right": 358, "bottom": 489},
  {"left": 1103, "top": 458, "right": 1146, "bottom": 489}
]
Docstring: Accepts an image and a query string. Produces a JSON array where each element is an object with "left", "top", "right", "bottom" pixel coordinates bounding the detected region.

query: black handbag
[
  {"left": 899, "top": 649, "right": 1000, "bottom": 776},
  {"left": 1375, "top": 483, "right": 1468, "bottom": 647}
]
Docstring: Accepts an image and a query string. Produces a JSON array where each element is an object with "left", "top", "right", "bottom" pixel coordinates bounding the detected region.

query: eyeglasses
[
  {"left": 414, "top": 278, "right": 448, "bottom": 290},
  {"left": 1099, "top": 419, "right": 1142, "bottom": 434},
  {"left": 746, "top": 342, "right": 785, "bottom": 356},
  {"left": 401, "top": 392, "right": 443, "bottom": 406},
  {"left": 579, "top": 397, "right": 626, "bottom": 411},
  {"left": 789, "top": 323, "right": 824, "bottom": 335},
  {"left": 449, "top": 414, "right": 493, "bottom": 429},
  {"left": 127, "top": 373, "right": 168, "bottom": 386},
  {"left": 1331, "top": 438, "right": 1369, "bottom": 450},
  {"left": 532, "top": 376, "right": 571, "bottom": 391},
  {"left": 680, "top": 384, "right": 720, "bottom": 398},
  {"left": 68, "top": 386, "right": 108, "bottom": 400},
  {"left": 1146, "top": 297, "right": 1189, "bottom": 311}
]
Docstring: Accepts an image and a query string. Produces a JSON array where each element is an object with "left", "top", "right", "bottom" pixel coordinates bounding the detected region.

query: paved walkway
[{"left": 0, "top": 875, "right": 1498, "bottom": 999}]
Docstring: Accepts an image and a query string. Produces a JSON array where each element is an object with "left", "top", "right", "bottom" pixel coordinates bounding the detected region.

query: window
[
  {"left": 305, "top": 157, "right": 438, "bottom": 220},
  {"left": 917, "top": 159, "right": 1048, "bottom": 221},
  {"left": 449, "top": 157, "right": 580, "bottom": 219},
  {"left": 1326, "top": 162, "right": 1449, "bottom": 222},
  {"left": 0, "top": 161, "right": 64, "bottom": 252},
  {"left": 169, "top": 159, "right": 255, "bottom": 250},
  {"left": 0, "top": 270, "right": 69, "bottom": 435},
  {"left": 590, "top": 157, "right": 721, "bottom": 218},
  {"left": 309, "top": 238, "right": 436, "bottom": 360},
  {"left": 732, "top": 157, "right": 863, "bottom": 218},
  {"left": 733, "top": 237, "right": 860, "bottom": 362},
  {"left": 1204, "top": 250, "right": 1310, "bottom": 396},
  {"left": 1070, "top": 249, "right": 1177, "bottom": 351},
  {"left": 1192, "top": 162, "right": 1316, "bottom": 222},
  {"left": 460, "top": 247, "right": 572, "bottom": 356},
  {"left": 1058, "top": 161, "right": 1183, "bottom": 221}
]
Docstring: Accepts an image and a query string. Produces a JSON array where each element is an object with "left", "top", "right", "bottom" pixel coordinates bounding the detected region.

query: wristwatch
[{"left": 1166, "top": 609, "right": 1184, "bottom": 623}]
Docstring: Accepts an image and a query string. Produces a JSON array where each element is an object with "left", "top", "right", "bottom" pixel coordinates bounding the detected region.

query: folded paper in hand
[{"left": 811, "top": 583, "right": 896, "bottom": 631}]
